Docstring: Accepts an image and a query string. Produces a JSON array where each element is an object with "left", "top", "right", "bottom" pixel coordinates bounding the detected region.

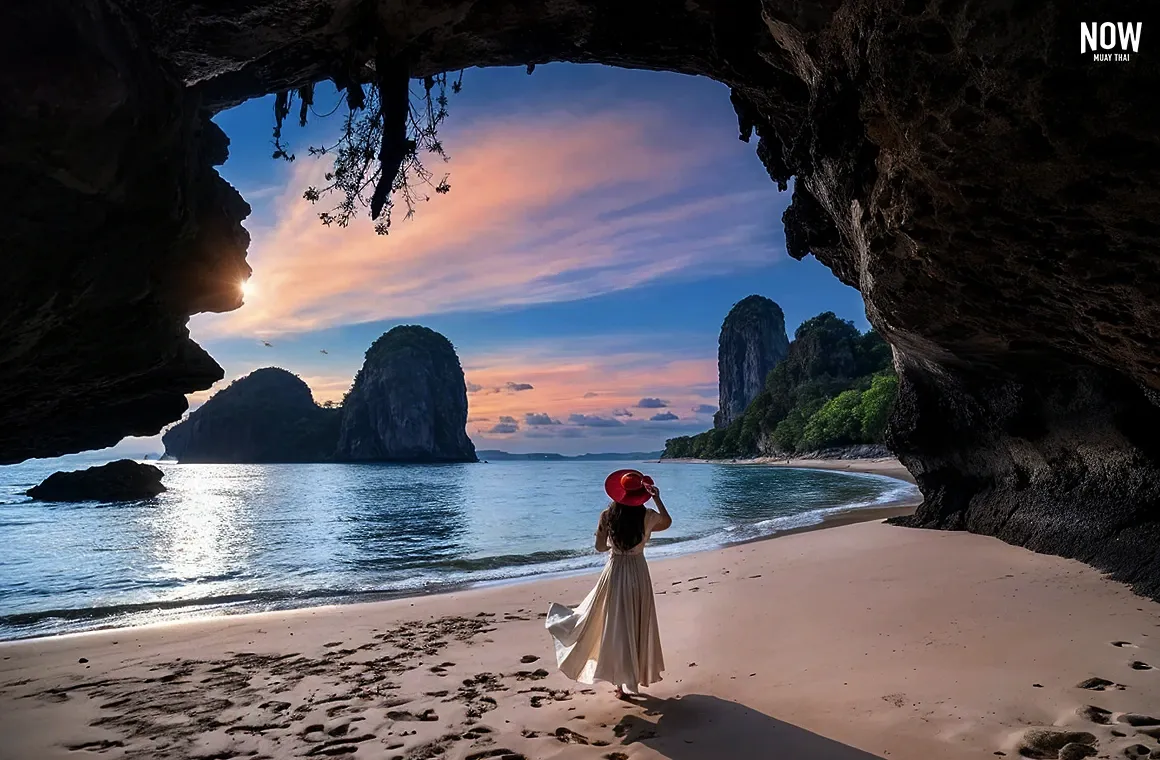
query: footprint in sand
[
  {"left": 520, "top": 655, "right": 539, "bottom": 664},
  {"left": 1076, "top": 705, "right": 1112, "bottom": 724},
  {"left": 301, "top": 724, "right": 328, "bottom": 742},
  {"left": 463, "top": 726, "right": 493, "bottom": 740},
  {"left": 1123, "top": 745, "right": 1151, "bottom": 759},
  {"left": 323, "top": 641, "right": 344, "bottom": 648},
  {"left": 1112, "top": 641, "right": 1139, "bottom": 648},
  {"left": 1058, "top": 744, "right": 1097, "bottom": 760},
  {"left": 1130, "top": 661, "right": 1154, "bottom": 671},
  {"left": 464, "top": 750, "right": 526, "bottom": 760},
  {"left": 1076, "top": 677, "right": 1126, "bottom": 691},
  {"left": 65, "top": 739, "right": 125, "bottom": 752},
  {"left": 1118, "top": 714, "right": 1160, "bottom": 727},
  {"left": 554, "top": 727, "right": 590, "bottom": 744},
  {"left": 1015, "top": 728, "right": 1097, "bottom": 760},
  {"left": 386, "top": 708, "right": 438, "bottom": 722}
]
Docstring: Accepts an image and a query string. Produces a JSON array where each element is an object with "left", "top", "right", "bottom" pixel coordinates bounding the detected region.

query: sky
[{"left": 118, "top": 64, "right": 869, "bottom": 456}]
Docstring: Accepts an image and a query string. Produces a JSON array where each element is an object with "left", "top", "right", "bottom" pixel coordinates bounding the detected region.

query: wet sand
[{"left": 3, "top": 514, "right": 1158, "bottom": 760}]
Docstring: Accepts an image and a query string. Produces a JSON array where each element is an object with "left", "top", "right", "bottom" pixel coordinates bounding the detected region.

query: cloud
[
  {"left": 462, "top": 339, "right": 715, "bottom": 436},
  {"left": 194, "top": 108, "right": 777, "bottom": 338},
  {"left": 650, "top": 411, "right": 680, "bottom": 421},
  {"left": 524, "top": 412, "right": 560, "bottom": 426},
  {"left": 611, "top": 408, "right": 634, "bottom": 417},
  {"left": 488, "top": 422, "right": 519, "bottom": 434},
  {"left": 691, "top": 404, "right": 718, "bottom": 415},
  {"left": 470, "top": 380, "right": 535, "bottom": 395},
  {"left": 569, "top": 413, "right": 624, "bottom": 427},
  {"left": 498, "top": 415, "right": 518, "bottom": 424},
  {"left": 468, "top": 416, "right": 491, "bottom": 423},
  {"left": 583, "top": 392, "right": 599, "bottom": 398},
  {"left": 636, "top": 397, "right": 669, "bottom": 408}
]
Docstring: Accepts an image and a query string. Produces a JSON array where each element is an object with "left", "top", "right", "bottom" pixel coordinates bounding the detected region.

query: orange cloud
[
  {"left": 178, "top": 341, "right": 717, "bottom": 451},
  {"left": 459, "top": 345, "right": 717, "bottom": 440},
  {"left": 193, "top": 108, "right": 769, "bottom": 337}
]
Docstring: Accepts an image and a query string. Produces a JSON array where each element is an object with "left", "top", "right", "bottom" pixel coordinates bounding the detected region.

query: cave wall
[
  {"left": 2, "top": 0, "right": 1158, "bottom": 595},
  {"left": 0, "top": 0, "right": 251, "bottom": 462}
]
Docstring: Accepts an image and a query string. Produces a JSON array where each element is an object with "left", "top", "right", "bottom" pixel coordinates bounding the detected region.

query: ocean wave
[{"left": 0, "top": 467, "right": 918, "bottom": 640}]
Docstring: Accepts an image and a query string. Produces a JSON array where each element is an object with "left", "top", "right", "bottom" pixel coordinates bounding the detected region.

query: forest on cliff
[{"left": 664, "top": 312, "right": 897, "bottom": 459}]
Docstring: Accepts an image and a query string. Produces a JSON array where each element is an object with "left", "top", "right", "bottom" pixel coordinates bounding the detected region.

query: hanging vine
[{"left": 271, "top": 57, "right": 464, "bottom": 235}]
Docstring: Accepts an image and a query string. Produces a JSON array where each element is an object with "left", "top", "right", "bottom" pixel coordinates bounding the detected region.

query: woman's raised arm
[{"left": 646, "top": 485, "right": 673, "bottom": 532}]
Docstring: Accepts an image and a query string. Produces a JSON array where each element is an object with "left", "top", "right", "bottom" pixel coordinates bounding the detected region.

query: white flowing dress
[{"left": 545, "top": 508, "right": 665, "bottom": 688}]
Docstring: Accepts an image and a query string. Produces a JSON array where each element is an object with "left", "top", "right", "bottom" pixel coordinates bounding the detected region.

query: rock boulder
[{"left": 27, "top": 460, "right": 166, "bottom": 502}]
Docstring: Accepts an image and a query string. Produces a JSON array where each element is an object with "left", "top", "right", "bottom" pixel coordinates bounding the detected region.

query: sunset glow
[{"left": 165, "top": 66, "right": 870, "bottom": 456}]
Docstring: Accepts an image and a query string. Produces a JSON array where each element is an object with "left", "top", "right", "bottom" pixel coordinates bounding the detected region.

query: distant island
[
  {"left": 476, "top": 450, "right": 662, "bottom": 461},
  {"left": 664, "top": 303, "right": 896, "bottom": 460},
  {"left": 163, "top": 326, "right": 476, "bottom": 464}
]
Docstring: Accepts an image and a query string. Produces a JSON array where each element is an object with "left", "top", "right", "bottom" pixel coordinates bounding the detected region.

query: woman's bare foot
[{"left": 615, "top": 683, "right": 639, "bottom": 700}]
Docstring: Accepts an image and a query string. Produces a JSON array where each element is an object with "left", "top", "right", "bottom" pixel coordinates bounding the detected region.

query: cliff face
[
  {"left": 667, "top": 312, "right": 893, "bottom": 459},
  {"left": 3, "top": 0, "right": 1160, "bottom": 597},
  {"left": 715, "top": 296, "right": 789, "bottom": 429},
  {"left": 336, "top": 326, "right": 476, "bottom": 463},
  {"left": 162, "top": 368, "right": 340, "bottom": 463}
]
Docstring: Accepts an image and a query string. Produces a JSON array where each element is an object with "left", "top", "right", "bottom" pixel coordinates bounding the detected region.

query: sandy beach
[{"left": 3, "top": 461, "right": 1159, "bottom": 760}]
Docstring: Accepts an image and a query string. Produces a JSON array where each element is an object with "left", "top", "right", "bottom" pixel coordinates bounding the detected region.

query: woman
[{"left": 546, "top": 469, "right": 672, "bottom": 698}]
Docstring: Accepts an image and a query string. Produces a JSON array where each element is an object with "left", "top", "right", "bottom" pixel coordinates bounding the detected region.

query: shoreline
[
  {"left": 1, "top": 460, "right": 920, "bottom": 644},
  {"left": 661, "top": 454, "right": 917, "bottom": 484},
  {"left": 4, "top": 519, "right": 1157, "bottom": 759}
]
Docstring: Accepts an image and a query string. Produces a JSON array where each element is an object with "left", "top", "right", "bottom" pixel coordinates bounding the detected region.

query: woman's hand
[{"left": 646, "top": 483, "right": 672, "bottom": 531}]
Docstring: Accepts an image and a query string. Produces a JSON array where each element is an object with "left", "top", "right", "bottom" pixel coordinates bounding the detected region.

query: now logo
[{"left": 1080, "top": 22, "right": 1142, "bottom": 54}]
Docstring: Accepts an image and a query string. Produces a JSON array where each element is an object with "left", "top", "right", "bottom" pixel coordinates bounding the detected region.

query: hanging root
[
  {"left": 297, "top": 84, "right": 315, "bottom": 127},
  {"left": 369, "top": 54, "right": 412, "bottom": 221}
]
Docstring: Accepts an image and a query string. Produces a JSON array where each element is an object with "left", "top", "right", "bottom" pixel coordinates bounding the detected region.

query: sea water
[{"left": 0, "top": 454, "right": 917, "bottom": 640}]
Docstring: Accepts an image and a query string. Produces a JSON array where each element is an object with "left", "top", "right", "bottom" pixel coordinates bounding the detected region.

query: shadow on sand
[{"left": 612, "top": 693, "right": 884, "bottom": 759}]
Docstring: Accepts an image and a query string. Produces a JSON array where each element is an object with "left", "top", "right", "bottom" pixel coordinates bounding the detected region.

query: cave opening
[
  {"left": 179, "top": 63, "right": 873, "bottom": 460},
  {"left": 3, "top": 0, "right": 1159, "bottom": 601}
]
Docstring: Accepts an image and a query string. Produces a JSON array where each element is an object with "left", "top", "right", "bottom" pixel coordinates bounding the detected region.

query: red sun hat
[{"left": 604, "top": 469, "right": 655, "bottom": 507}]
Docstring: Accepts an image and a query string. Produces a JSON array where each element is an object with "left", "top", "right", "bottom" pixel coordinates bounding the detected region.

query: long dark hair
[{"left": 606, "top": 501, "right": 646, "bottom": 551}]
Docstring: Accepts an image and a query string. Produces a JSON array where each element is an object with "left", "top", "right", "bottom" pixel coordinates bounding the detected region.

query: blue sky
[{"left": 142, "top": 64, "right": 868, "bottom": 455}]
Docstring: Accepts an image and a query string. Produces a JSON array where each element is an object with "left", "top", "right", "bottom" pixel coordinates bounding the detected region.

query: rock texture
[
  {"left": 27, "top": 460, "right": 166, "bottom": 502},
  {"left": 162, "top": 368, "right": 341, "bottom": 463},
  {"left": 715, "top": 296, "right": 789, "bottom": 429},
  {"left": 3, "top": 0, "right": 1160, "bottom": 596},
  {"left": 0, "top": 0, "right": 250, "bottom": 464},
  {"left": 336, "top": 326, "right": 476, "bottom": 463}
]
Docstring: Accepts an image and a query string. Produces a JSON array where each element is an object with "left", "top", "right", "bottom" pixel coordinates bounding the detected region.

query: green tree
[
  {"left": 858, "top": 373, "right": 898, "bottom": 441},
  {"left": 799, "top": 390, "right": 864, "bottom": 451},
  {"left": 662, "top": 310, "right": 899, "bottom": 460}
]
